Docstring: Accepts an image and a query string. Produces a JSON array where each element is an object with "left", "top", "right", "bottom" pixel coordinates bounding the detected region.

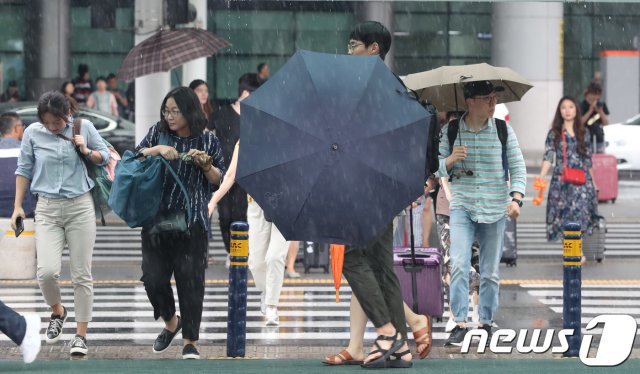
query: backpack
[
  {"left": 446, "top": 118, "right": 509, "bottom": 182},
  {"left": 107, "top": 132, "right": 191, "bottom": 228}
]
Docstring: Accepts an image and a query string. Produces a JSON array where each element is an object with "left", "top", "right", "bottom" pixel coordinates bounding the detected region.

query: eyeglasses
[
  {"left": 347, "top": 41, "right": 364, "bottom": 52},
  {"left": 473, "top": 94, "right": 498, "bottom": 104},
  {"left": 162, "top": 109, "right": 182, "bottom": 118}
]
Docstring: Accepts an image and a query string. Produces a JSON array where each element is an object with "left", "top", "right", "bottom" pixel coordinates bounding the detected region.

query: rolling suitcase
[
  {"left": 591, "top": 153, "right": 618, "bottom": 203},
  {"left": 583, "top": 215, "right": 606, "bottom": 263},
  {"left": 501, "top": 216, "right": 517, "bottom": 267},
  {"left": 393, "top": 208, "right": 444, "bottom": 319},
  {"left": 303, "top": 241, "right": 329, "bottom": 273}
]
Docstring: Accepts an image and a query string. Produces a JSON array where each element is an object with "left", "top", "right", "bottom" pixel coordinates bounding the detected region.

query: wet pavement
[{"left": 1, "top": 175, "right": 639, "bottom": 367}]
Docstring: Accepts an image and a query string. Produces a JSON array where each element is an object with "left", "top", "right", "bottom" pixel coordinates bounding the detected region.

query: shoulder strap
[
  {"left": 446, "top": 119, "right": 459, "bottom": 183},
  {"left": 73, "top": 118, "right": 82, "bottom": 136},
  {"left": 494, "top": 118, "right": 509, "bottom": 182},
  {"left": 155, "top": 131, "right": 191, "bottom": 221},
  {"left": 447, "top": 119, "right": 459, "bottom": 153},
  {"left": 562, "top": 130, "right": 567, "bottom": 167}
]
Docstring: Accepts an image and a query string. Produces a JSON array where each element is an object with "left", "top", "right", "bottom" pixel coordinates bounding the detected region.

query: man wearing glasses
[{"left": 436, "top": 81, "right": 526, "bottom": 347}]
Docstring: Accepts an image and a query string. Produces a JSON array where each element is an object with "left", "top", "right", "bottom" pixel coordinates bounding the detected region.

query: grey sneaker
[
  {"left": 444, "top": 325, "right": 468, "bottom": 347},
  {"left": 46, "top": 307, "right": 67, "bottom": 344},
  {"left": 69, "top": 335, "right": 88, "bottom": 356}
]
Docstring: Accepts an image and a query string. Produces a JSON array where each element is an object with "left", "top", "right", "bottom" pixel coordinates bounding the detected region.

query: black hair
[
  {"left": 37, "top": 91, "right": 70, "bottom": 123},
  {"left": 0, "top": 112, "right": 20, "bottom": 136},
  {"left": 60, "top": 81, "right": 74, "bottom": 94},
  {"left": 349, "top": 21, "right": 391, "bottom": 60},
  {"left": 257, "top": 63, "right": 267, "bottom": 73},
  {"left": 188, "top": 79, "right": 208, "bottom": 90},
  {"left": 106, "top": 73, "right": 117, "bottom": 81},
  {"left": 158, "top": 87, "right": 207, "bottom": 136},
  {"left": 585, "top": 81, "right": 603, "bottom": 95},
  {"left": 95, "top": 76, "right": 106, "bottom": 84},
  {"left": 237, "top": 73, "right": 261, "bottom": 97},
  {"left": 78, "top": 64, "right": 89, "bottom": 77}
]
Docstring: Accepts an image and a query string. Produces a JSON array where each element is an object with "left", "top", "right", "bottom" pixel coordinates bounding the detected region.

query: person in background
[
  {"left": 285, "top": 241, "right": 301, "bottom": 278},
  {"left": 0, "top": 112, "right": 35, "bottom": 218},
  {"left": 207, "top": 141, "right": 289, "bottom": 327},
  {"left": 257, "top": 62, "right": 270, "bottom": 83},
  {"left": 12, "top": 91, "right": 109, "bottom": 357},
  {"left": 106, "top": 74, "right": 129, "bottom": 118},
  {"left": 209, "top": 73, "right": 260, "bottom": 267},
  {"left": 87, "top": 77, "right": 118, "bottom": 116},
  {"left": 60, "top": 81, "right": 75, "bottom": 101},
  {"left": 538, "top": 96, "right": 598, "bottom": 262},
  {"left": 189, "top": 79, "right": 215, "bottom": 129},
  {"left": 73, "top": 64, "right": 93, "bottom": 106},
  {"left": 0, "top": 80, "right": 21, "bottom": 103},
  {"left": 580, "top": 81, "right": 609, "bottom": 154}
]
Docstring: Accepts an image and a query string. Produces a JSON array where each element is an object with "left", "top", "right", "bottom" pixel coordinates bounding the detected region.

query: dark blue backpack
[{"left": 107, "top": 132, "right": 190, "bottom": 228}]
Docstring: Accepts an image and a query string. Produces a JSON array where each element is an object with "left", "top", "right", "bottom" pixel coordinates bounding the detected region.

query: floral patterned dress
[{"left": 544, "top": 129, "right": 599, "bottom": 241}]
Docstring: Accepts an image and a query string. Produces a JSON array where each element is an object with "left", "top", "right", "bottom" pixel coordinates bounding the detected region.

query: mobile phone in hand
[{"left": 15, "top": 216, "right": 24, "bottom": 237}]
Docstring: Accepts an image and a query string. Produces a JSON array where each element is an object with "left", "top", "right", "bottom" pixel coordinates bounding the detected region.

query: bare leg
[
  {"left": 403, "top": 302, "right": 431, "bottom": 357},
  {"left": 285, "top": 241, "right": 299, "bottom": 273},
  {"left": 422, "top": 196, "right": 433, "bottom": 246}
]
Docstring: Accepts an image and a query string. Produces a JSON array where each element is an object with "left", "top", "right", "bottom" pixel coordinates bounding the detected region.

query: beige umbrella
[{"left": 403, "top": 63, "right": 533, "bottom": 112}]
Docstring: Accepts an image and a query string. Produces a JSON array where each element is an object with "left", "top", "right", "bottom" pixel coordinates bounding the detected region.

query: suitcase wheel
[{"left": 597, "top": 258, "right": 603, "bottom": 263}]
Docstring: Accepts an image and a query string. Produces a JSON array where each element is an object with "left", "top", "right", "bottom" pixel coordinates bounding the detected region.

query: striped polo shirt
[{"left": 435, "top": 115, "right": 527, "bottom": 224}]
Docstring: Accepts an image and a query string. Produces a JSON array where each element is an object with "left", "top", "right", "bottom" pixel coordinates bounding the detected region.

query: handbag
[
  {"left": 108, "top": 132, "right": 191, "bottom": 231},
  {"left": 560, "top": 131, "right": 586, "bottom": 185},
  {"left": 147, "top": 210, "right": 189, "bottom": 236},
  {"left": 58, "top": 118, "right": 121, "bottom": 225},
  {"left": 147, "top": 132, "right": 192, "bottom": 235}
]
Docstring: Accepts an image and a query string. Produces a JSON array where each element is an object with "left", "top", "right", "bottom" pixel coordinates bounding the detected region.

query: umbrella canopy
[
  {"left": 236, "top": 49, "right": 433, "bottom": 245},
  {"left": 117, "top": 28, "right": 230, "bottom": 81},
  {"left": 403, "top": 63, "right": 533, "bottom": 112}
]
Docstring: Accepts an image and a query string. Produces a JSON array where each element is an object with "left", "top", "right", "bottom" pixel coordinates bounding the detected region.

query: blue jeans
[
  {"left": 0, "top": 300, "right": 26, "bottom": 345},
  {"left": 449, "top": 209, "right": 506, "bottom": 325}
]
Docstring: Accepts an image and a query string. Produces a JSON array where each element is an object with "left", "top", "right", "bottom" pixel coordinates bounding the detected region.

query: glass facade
[
  {"left": 563, "top": 2, "right": 640, "bottom": 98},
  {"left": 1, "top": 1, "right": 639, "bottom": 102}
]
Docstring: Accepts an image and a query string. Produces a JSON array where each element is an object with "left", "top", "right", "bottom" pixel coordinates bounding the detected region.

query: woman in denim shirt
[{"left": 11, "top": 91, "right": 109, "bottom": 357}]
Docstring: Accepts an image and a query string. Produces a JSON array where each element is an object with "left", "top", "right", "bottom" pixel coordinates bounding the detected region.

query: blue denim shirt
[{"left": 15, "top": 119, "right": 109, "bottom": 199}]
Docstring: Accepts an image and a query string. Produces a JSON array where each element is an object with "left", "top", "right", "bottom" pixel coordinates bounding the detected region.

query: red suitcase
[{"left": 591, "top": 153, "right": 618, "bottom": 203}]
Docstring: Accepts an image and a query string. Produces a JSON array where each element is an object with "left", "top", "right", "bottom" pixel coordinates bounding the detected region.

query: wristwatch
[{"left": 511, "top": 198, "right": 523, "bottom": 207}]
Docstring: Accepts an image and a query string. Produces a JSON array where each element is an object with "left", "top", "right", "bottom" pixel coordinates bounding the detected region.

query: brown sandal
[
  {"left": 323, "top": 349, "right": 364, "bottom": 365},
  {"left": 412, "top": 315, "right": 432, "bottom": 359}
]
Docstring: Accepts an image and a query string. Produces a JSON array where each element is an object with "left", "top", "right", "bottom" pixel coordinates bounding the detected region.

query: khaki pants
[
  {"left": 35, "top": 193, "right": 95, "bottom": 322},
  {"left": 247, "top": 200, "right": 289, "bottom": 306}
]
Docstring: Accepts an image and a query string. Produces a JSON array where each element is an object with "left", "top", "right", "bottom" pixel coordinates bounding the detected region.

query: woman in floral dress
[{"left": 538, "top": 96, "right": 598, "bottom": 243}]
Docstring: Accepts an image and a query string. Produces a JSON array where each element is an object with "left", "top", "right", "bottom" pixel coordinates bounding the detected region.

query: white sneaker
[
  {"left": 265, "top": 306, "right": 279, "bottom": 326},
  {"left": 260, "top": 292, "right": 266, "bottom": 315},
  {"left": 20, "top": 314, "right": 41, "bottom": 364},
  {"left": 445, "top": 316, "right": 457, "bottom": 333},
  {"left": 225, "top": 255, "right": 231, "bottom": 269}
]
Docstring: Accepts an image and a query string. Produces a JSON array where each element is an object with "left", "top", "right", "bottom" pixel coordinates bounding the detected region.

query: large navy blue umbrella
[{"left": 236, "top": 49, "right": 433, "bottom": 245}]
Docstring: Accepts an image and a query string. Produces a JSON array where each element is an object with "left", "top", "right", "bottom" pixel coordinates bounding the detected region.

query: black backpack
[{"left": 446, "top": 118, "right": 510, "bottom": 182}]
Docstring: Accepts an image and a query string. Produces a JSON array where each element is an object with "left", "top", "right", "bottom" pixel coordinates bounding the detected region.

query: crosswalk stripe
[{"left": 0, "top": 283, "right": 465, "bottom": 343}]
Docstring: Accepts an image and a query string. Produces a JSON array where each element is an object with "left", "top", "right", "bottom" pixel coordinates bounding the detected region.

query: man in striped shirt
[{"left": 436, "top": 81, "right": 526, "bottom": 347}]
